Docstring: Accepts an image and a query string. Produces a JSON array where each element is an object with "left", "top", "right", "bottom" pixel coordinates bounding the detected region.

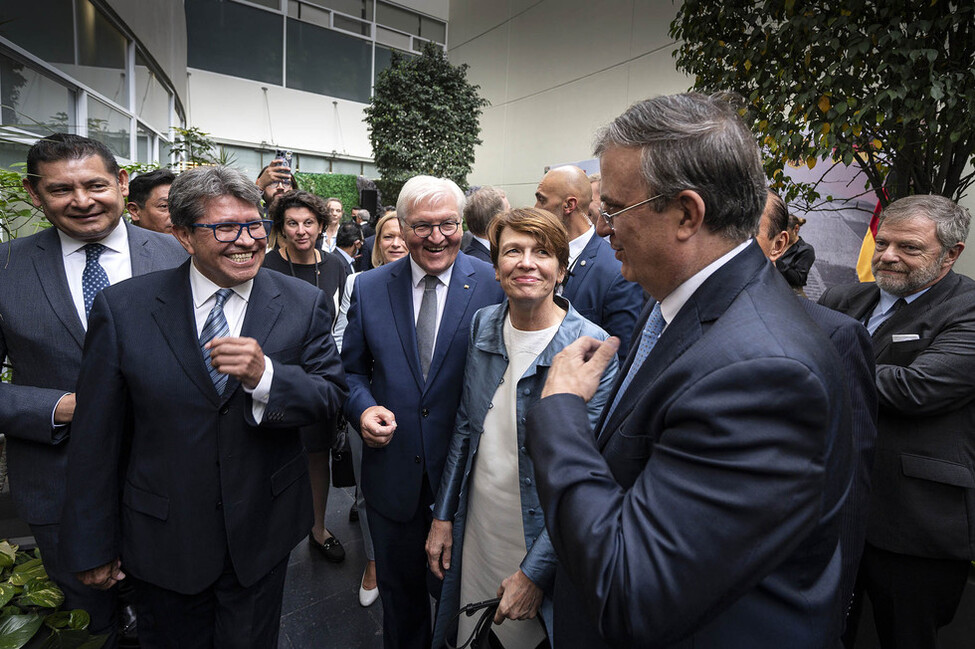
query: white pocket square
[{"left": 892, "top": 334, "right": 920, "bottom": 342}]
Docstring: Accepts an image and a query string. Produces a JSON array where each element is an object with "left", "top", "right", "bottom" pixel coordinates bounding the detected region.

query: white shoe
[{"left": 359, "top": 572, "right": 379, "bottom": 607}]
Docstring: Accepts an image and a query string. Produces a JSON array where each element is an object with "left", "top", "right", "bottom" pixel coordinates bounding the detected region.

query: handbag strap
[{"left": 446, "top": 596, "right": 502, "bottom": 649}]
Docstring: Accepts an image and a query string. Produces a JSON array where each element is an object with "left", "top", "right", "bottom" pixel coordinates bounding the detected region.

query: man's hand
[
  {"left": 76, "top": 558, "right": 125, "bottom": 590},
  {"left": 541, "top": 336, "right": 620, "bottom": 401},
  {"left": 425, "top": 519, "right": 453, "bottom": 579},
  {"left": 206, "top": 336, "right": 265, "bottom": 389},
  {"left": 494, "top": 570, "right": 543, "bottom": 624},
  {"left": 54, "top": 393, "right": 76, "bottom": 425},
  {"left": 255, "top": 160, "right": 291, "bottom": 192},
  {"left": 360, "top": 406, "right": 396, "bottom": 447}
]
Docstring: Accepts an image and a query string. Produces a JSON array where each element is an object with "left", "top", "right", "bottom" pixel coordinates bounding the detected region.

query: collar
[
  {"left": 58, "top": 218, "right": 128, "bottom": 257},
  {"left": 877, "top": 285, "right": 930, "bottom": 312},
  {"left": 409, "top": 255, "right": 454, "bottom": 288},
  {"left": 475, "top": 295, "right": 578, "bottom": 365},
  {"left": 472, "top": 234, "right": 491, "bottom": 252},
  {"left": 659, "top": 239, "right": 752, "bottom": 327},
  {"left": 336, "top": 248, "right": 355, "bottom": 265},
  {"left": 568, "top": 226, "right": 595, "bottom": 263},
  {"left": 189, "top": 262, "right": 254, "bottom": 308}
]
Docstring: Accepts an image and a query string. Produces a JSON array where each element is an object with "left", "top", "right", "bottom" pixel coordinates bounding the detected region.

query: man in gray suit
[{"left": 0, "top": 134, "right": 185, "bottom": 643}]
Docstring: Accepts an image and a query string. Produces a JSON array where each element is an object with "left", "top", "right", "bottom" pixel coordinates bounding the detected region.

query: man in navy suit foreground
[
  {"left": 525, "top": 93, "right": 854, "bottom": 648},
  {"left": 820, "top": 195, "right": 974, "bottom": 649},
  {"left": 0, "top": 134, "right": 185, "bottom": 644},
  {"left": 59, "top": 165, "right": 348, "bottom": 648},
  {"left": 342, "top": 176, "right": 502, "bottom": 649}
]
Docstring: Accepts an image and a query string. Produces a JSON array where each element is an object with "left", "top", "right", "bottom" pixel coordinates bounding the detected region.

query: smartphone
[{"left": 272, "top": 150, "right": 293, "bottom": 190}]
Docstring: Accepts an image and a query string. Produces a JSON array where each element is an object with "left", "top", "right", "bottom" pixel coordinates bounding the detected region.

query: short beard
[{"left": 873, "top": 250, "right": 946, "bottom": 297}]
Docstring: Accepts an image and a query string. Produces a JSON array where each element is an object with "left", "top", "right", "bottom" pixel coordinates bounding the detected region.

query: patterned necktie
[
  {"left": 82, "top": 243, "right": 111, "bottom": 318},
  {"left": 200, "top": 288, "right": 233, "bottom": 394},
  {"left": 416, "top": 275, "right": 439, "bottom": 380},
  {"left": 606, "top": 302, "right": 666, "bottom": 418}
]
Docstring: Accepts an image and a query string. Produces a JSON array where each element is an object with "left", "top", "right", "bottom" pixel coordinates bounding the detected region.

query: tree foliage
[
  {"left": 671, "top": 0, "right": 975, "bottom": 210},
  {"left": 365, "top": 42, "right": 488, "bottom": 200}
]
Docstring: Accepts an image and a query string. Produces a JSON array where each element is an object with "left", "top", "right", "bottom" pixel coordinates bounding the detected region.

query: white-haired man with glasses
[
  {"left": 342, "top": 175, "right": 503, "bottom": 649},
  {"left": 59, "top": 165, "right": 348, "bottom": 648}
]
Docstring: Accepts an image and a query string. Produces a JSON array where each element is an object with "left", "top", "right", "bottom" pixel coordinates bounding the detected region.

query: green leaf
[
  {"left": 9, "top": 561, "right": 46, "bottom": 587},
  {"left": 0, "top": 613, "right": 44, "bottom": 649},
  {"left": 37, "top": 628, "right": 107, "bottom": 649},
  {"left": 0, "top": 585, "right": 17, "bottom": 610},
  {"left": 18, "top": 580, "right": 63, "bottom": 609}
]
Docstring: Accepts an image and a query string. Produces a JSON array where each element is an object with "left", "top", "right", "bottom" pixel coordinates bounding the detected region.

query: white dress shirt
[
  {"left": 567, "top": 226, "right": 595, "bottom": 271},
  {"left": 865, "top": 285, "right": 930, "bottom": 335},
  {"left": 409, "top": 256, "right": 454, "bottom": 353},
  {"left": 659, "top": 239, "right": 753, "bottom": 331},
  {"left": 58, "top": 219, "right": 131, "bottom": 329},
  {"left": 188, "top": 263, "right": 273, "bottom": 422}
]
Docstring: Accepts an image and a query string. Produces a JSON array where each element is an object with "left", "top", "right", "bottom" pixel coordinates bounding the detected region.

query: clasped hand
[
  {"left": 541, "top": 335, "right": 619, "bottom": 401},
  {"left": 205, "top": 336, "right": 265, "bottom": 389}
]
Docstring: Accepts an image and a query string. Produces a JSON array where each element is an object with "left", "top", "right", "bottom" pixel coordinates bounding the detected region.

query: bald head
[{"left": 535, "top": 165, "right": 593, "bottom": 238}]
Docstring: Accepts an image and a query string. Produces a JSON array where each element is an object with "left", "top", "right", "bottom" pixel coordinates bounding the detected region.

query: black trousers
[
  {"left": 368, "top": 478, "right": 441, "bottom": 649},
  {"left": 854, "top": 543, "right": 969, "bottom": 649},
  {"left": 129, "top": 554, "right": 289, "bottom": 649},
  {"left": 32, "top": 522, "right": 118, "bottom": 648}
]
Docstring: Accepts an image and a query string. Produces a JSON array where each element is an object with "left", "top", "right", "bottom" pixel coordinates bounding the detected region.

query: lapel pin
[
  {"left": 580, "top": 260, "right": 586, "bottom": 266},
  {"left": 464, "top": 284, "right": 470, "bottom": 289}
]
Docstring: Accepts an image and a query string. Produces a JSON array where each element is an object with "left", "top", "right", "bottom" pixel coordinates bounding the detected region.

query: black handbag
[
  {"left": 446, "top": 597, "right": 501, "bottom": 649},
  {"left": 330, "top": 415, "right": 356, "bottom": 488}
]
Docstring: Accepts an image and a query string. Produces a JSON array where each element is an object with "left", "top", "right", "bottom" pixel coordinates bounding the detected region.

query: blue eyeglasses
[{"left": 190, "top": 220, "right": 272, "bottom": 242}]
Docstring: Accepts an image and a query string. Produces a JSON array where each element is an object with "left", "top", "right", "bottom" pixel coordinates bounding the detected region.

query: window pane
[
  {"left": 136, "top": 123, "right": 151, "bottom": 163},
  {"left": 160, "top": 137, "right": 173, "bottom": 166},
  {"left": 375, "top": 26, "right": 412, "bottom": 52},
  {"left": 135, "top": 52, "right": 172, "bottom": 133},
  {"left": 73, "top": 0, "right": 129, "bottom": 108},
  {"left": 87, "top": 97, "right": 130, "bottom": 158},
  {"left": 362, "top": 161, "right": 377, "bottom": 178},
  {"left": 308, "top": 0, "right": 371, "bottom": 20},
  {"left": 0, "top": 140, "right": 30, "bottom": 172},
  {"left": 185, "top": 0, "right": 284, "bottom": 86},
  {"left": 220, "top": 144, "right": 263, "bottom": 179},
  {"left": 420, "top": 17, "right": 446, "bottom": 44},
  {"left": 247, "top": 0, "right": 282, "bottom": 9},
  {"left": 286, "top": 19, "right": 371, "bottom": 102},
  {"left": 0, "top": 54, "right": 76, "bottom": 136},
  {"left": 295, "top": 3, "right": 330, "bottom": 28},
  {"left": 0, "top": 0, "right": 74, "bottom": 67},
  {"left": 334, "top": 14, "right": 371, "bottom": 37},
  {"left": 296, "top": 153, "right": 328, "bottom": 173},
  {"left": 376, "top": 2, "right": 419, "bottom": 37},
  {"left": 332, "top": 158, "right": 361, "bottom": 174}
]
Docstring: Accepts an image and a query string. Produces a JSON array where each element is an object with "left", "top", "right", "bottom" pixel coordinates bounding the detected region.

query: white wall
[
  {"left": 186, "top": 69, "right": 373, "bottom": 160},
  {"left": 447, "top": 0, "right": 692, "bottom": 208}
]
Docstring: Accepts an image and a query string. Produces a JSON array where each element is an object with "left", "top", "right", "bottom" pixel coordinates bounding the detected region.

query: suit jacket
[
  {"left": 562, "top": 234, "right": 643, "bottom": 358},
  {"left": 526, "top": 243, "right": 853, "bottom": 648},
  {"left": 819, "top": 271, "right": 975, "bottom": 561},
  {"left": 462, "top": 237, "right": 491, "bottom": 264},
  {"left": 342, "top": 252, "right": 503, "bottom": 521},
  {"left": 355, "top": 234, "right": 375, "bottom": 273},
  {"left": 58, "top": 262, "right": 348, "bottom": 594},
  {"left": 799, "top": 299, "right": 878, "bottom": 614},
  {"left": 0, "top": 223, "right": 186, "bottom": 525}
]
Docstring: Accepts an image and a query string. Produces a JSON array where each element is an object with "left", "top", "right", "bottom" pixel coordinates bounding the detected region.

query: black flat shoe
[{"left": 309, "top": 532, "right": 346, "bottom": 563}]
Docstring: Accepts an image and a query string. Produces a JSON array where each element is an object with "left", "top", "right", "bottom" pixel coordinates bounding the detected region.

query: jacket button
[
  {"left": 220, "top": 405, "right": 230, "bottom": 415},
  {"left": 414, "top": 456, "right": 421, "bottom": 464},
  {"left": 499, "top": 378, "right": 505, "bottom": 384},
  {"left": 528, "top": 508, "right": 535, "bottom": 515},
  {"left": 488, "top": 403, "right": 494, "bottom": 409},
  {"left": 523, "top": 388, "right": 531, "bottom": 395},
  {"left": 525, "top": 478, "right": 532, "bottom": 485},
  {"left": 421, "top": 408, "right": 429, "bottom": 417},
  {"left": 216, "top": 500, "right": 222, "bottom": 509},
  {"left": 520, "top": 446, "right": 527, "bottom": 453}
]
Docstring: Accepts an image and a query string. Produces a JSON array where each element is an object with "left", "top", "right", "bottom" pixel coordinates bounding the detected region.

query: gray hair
[
  {"left": 593, "top": 92, "right": 767, "bottom": 242},
  {"left": 879, "top": 194, "right": 971, "bottom": 253},
  {"left": 396, "top": 176, "right": 465, "bottom": 224},
  {"left": 169, "top": 165, "right": 263, "bottom": 228},
  {"left": 463, "top": 186, "right": 506, "bottom": 237}
]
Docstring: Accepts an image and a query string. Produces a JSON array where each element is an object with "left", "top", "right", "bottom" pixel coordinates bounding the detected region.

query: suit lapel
[
  {"left": 387, "top": 260, "right": 425, "bottom": 389},
  {"left": 126, "top": 221, "right": 156, "bottom": 275},
  {"left": 872, "top": 271, "right": 957, "bottom": 357},
  {"left": 425, "top": 254, "right": 477, "bottom": 390},
  {"left": 31, "top": 228, "right": 86, "bottom": 349},
  {"left": 562, "top": 235, "right": 597, "bottom": 299},
  {"left": 151, "top": 261, "right": 222, "bottom": 406}
]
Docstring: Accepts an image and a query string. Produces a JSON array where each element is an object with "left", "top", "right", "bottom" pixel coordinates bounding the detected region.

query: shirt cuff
[
  {"left": 51, "top": 393, "right": 71, "bottom": 431},
  {"left": 243, "top": 356, "right": 274, "bottom": 423}
]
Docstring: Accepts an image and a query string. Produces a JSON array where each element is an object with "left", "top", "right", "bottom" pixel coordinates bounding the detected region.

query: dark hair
[
  {"left": 763, "top": 189, "right": 789, "bottom": 239},
  {"left": 128, "top": 169, "right": 176, "bottom": 207},
  {"left": 26, "top": 133, "right": 120, "bottom": 187},
  {"left": 269, "top": 190, "right": 329, "bottom": 237},
  {"left": 488, "top": 207, "right": 570, "bottom": 276},
  {"left": 336, "top": 222, "right": 363, "bottom": 248},
  {"left": 464, "top": 186, "right": 506, "bottom": 237},
  {"left": 593, "top": 93, "right": 767, "bottom": 242},
  {"left": 169, "top": 165, "right": 263, "bottom": 228}
]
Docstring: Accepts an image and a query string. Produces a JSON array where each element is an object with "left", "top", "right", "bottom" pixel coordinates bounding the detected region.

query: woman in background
[{"left": 775, "top": 213, "right": 816, "bottom": 295}]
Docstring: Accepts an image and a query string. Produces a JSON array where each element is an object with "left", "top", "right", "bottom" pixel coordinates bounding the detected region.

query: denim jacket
[{"left": 431, "top": 296, "right": 618, "bottom": 648}]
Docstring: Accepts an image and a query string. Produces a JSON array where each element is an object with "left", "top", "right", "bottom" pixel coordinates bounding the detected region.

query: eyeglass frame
[
  {"left": 600, "top": 194, "right": 665, "bottom": 231},
  {"left": 407, "top": 220, "right": 461, "bottom": 238},
  {"left": 188, "top": 219, "right": 273, "bottom": 243}
]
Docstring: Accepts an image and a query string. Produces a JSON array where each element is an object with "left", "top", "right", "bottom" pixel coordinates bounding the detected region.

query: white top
[
  {"left": 58, "top": 219, "right": 131, "bottom": 329},
  {"left": 459, "top": 315, "right": 557, "bottom": 649},
  {"left": 188, "top": 262, "right": 273, "bottom": 422},
  {"left": 409, "top": 256, "right": 454, "bottom": 351}
]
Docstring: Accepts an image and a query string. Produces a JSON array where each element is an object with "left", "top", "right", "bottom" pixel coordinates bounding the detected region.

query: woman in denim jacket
[{"left": 426, "top": 208, "right": 618, "bottom": 649}]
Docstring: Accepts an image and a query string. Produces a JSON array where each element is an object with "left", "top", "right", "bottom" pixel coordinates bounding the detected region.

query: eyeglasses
[
  {"left": 190, "top": 220, "right": 273, "bottom": 243},
  {"left": 600, "top": 194, "right": 665, "bottom": 231},
  {"left": 407, "top": 220, "right": 460, "bottom": 238}
]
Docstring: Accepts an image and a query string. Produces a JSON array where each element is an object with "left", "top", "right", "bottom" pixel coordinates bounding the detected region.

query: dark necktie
[
  {"left": 606, "top": 302, "right": 666, "bottom": 418},
  {"left": 200, "top": 288, "right": 233, "bottom": 394},
  {"left": 82, "top": 243, "right": 111, "bottom": 318},
  {"left": 416, "top": 275, "right": 439, "bottom": 380}
]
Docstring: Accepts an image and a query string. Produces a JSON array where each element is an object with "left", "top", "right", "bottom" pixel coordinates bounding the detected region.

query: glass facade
[
  {"left": 286, "top": 19, "right": 372, "bottom": 102},
  {"left": 186, "top": 0, "right": 284, "bottom": 86}
]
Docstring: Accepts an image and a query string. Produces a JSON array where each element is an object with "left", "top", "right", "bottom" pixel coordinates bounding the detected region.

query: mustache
[{"left": 874, "top": 262, "right": 908, "bottom": 272}]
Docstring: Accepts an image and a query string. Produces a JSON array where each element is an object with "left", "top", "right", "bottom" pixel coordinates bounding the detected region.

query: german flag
[{"left": 856, "top": 201, "right": 881, "bottom": 282}]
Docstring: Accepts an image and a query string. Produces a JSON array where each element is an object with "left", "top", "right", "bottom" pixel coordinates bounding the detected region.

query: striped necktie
[{"left": 200, "top": 288, "right": 233, "bottom": 394}]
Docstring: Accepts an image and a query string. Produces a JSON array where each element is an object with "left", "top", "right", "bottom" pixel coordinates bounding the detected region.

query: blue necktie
[
  {"left": 82, "top": 243, "right": 111, "bottom": 318},
  {"left": 200, "top": 288, "right": 233, "bottom": 394},
  {"left": 606, "top": 302, "right": 666, "bottom": 418}
]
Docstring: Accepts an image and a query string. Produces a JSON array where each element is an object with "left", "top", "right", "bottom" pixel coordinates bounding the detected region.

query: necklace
[{"left": 283, "top": 247, "right": 321, "bottom": 290}]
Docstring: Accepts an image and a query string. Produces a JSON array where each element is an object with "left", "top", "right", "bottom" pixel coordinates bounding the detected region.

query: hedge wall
[{"left": 295, "top": 172, "right": 359, "bottom": 214}]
